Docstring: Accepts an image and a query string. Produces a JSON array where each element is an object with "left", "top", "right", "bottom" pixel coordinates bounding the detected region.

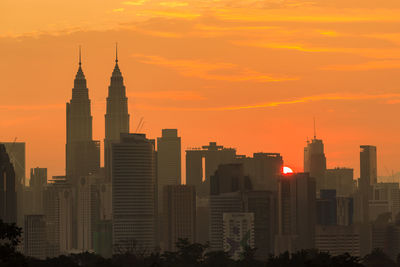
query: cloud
[
  {"left": 130, "top": 90, "right": 206, "bottom": 101},
  {"left": 123, "top": 0, "right": 147, "bottom": 6},
  {"left": 132, "top": 54, "right": 298, "bottom": 82},
  {"left": 322, "top": 60, "right": 400, "bottom": 71},
  {"left": 113, "top": 8, "right": 125, "bottom": 12},
  {"left": 159, "top": 2, "right": 189, "bottom": 7}
]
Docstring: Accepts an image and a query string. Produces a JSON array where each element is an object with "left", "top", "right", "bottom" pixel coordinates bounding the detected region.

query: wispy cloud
[
  {"left": 323, "top": 60, "right": 400, "bottom": 71},
  {"left": 130, "top": 90, "right": 206, "bottom": 101},
  {"left": 123, "top": 0, "right": 147, "bottom": 6},
  {"left": 113, "top": 8, "right": 125, "bottom": 12},
  {"left": 159, "top": 2, "right": 189, "bottom": 7},
  {"left": 132, "top": 54, "right": 298, "bottom": 82}
]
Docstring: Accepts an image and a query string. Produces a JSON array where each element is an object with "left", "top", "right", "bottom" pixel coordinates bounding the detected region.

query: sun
[{"left": 283, "top": 166, "right": 294, "bottom": 174}]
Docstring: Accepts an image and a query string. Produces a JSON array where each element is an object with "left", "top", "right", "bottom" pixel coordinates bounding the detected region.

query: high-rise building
[
  {"left": 104, "top": 47, "right": 130, "bottom": 182},
  {"left": 112, "top": 134, "right": 156, "bottom": 251},
  {"left": 325, "top": 168, "right": 354, "bottom": 196},
  {"left": 1, "top": 142, "right": 25, "bottom": 187},
  {"left": 236, "top": 153, "right": 283, "bottom": 191},
  {"left": 337, "top": 197, "right": 354, "bottom": 226},
  {"left": 369, "top": 183, "right": 400, "bottom": 221},
  {"left": 186, "top": 142, "right": 236, "bottom": 196},
  {"left": 66, "top": 49, "right": 100, "bottom": 185},
  {"left": 29, "top": 167, "right": 47, "bottom": 214},
  {"left": 316, "top": 189, "right": 337, "bottom": 226},
  {"left": 275, "top": 173, "right": 316, "bottom": 254},
  {"left": 43, "top": 177, "right": 74, "bottom": 257},
  {"left": 223, "top": 212, "right": 255, "bottom": 260},
  {"left": 24, "top": 215, "right": 46, "bottom": 259},
  {"left": 359, "top": 145, "right": 377, "bottom": 224},
  {"left": 0, "top": 144, "right": 17, "bottom": 224},
  {"left": 210, "top": 164, "right": 251, "bottom": 195},
  {"left": 304, "top": 137, "right": 326, "bottom": 192},
  {"left": 163, "top": 185, "right": 196, "bottom": 251},
  {"left": 157, "top": 129, "right": 181, "bottom": 213},
  {"left": 243, "top": 190, "right": 277, "bottom": 259}
]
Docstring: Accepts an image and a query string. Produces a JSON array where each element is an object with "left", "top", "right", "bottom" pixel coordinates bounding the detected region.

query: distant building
[
  {"left": 210, "top": 164, "right": 251, "bottom": 195},
  {"left": 104, "top": 49, "right": 130, "bottom": 182},
  {"left": 1, "top": 142, "right": 25, "bottom": 187},
  {"left": 157, "top": 129, "right": 181, "bottom": 215},
  {"left": 369, "top": 183, "right": 400, "bottom": 221},
  {"left": 371, "top": 213, "right": 400, "bottom": 260},
  {"left": 304, "top": 138, "right": 326, "bottom": 192},
  {"left": 186, "top": 142, "right": 236, "bottom": 196},
  {"left": 65, "top": 52, "right": 100, "bottom": 186},
  {"left": 0, "top": 144, "right": 17, "bottom": 224},
  {"left": 243, "top": 190, "right": 277, "bottom": 259},
  {"left": 163, "top": 185, "right": 196, "bottom": 251},
  {"left": 315, "top": 225, "right": 360, "bottom": 257},
  {"left": 196, "top": 196, "right": 210, "bottom": 245},
  {"left": 337, "top": 197, "right": 354, "bottom": 226},
  {"left": 275, "top": 173, "right": 316, "bottom": 254},
  {"left": 29, "top": 167, "right": 47, "bottom": 214},
  {"left": 359, "top": 145, "right": 377, "bottom": 223},
  {"left": 112, "top": 134, "right": 156, "bottom": 252},
  {"left": 24, "top": 215, "right": 46, "bottom": 259},
  {"left": 236, "top": 153, "right": 283, "bottom": 191},
  {"left": 223, "top": 212, "right": 255, "bottom": 260},
  {"left": 325, "top": 168, "right": 354, "bottom": 196},
  {"left": 316, "top": 190, "right": 337, "bottom": 226}
]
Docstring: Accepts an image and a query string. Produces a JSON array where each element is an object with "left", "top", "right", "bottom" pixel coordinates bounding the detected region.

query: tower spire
[
  {"left": 313, "top": 117, "right": 316, "bottom": 139},
  {"left": 115, "top": 42, "right": 118, "bottom": 63},
  {"left": 79, "top": 45, "right": 82, "bottom": 67}
]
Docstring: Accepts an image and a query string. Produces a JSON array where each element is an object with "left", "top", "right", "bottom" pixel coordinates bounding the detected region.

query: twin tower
[{"left": 66, "top": 47, "right": 130, "bottom": 184}]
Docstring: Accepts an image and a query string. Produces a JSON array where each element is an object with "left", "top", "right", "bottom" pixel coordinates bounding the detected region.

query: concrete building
[
  {"left": 369, "top": 183, "right": 400, "bottom": 221},
  {"left": 325, "top": 168, "right": 354, "bottom": 197},
  {"left": 315, "top": 225, "right": 360, "bottom": 257},
  {"left": 210, "top": 164, "right": 251, "bottom": 195},
  {"left": 104, "top": 48, "right": 130, "bottom": 182},
  {"left": 337, "top": 197, "right": 354, "bottom": 226},
  {"left": 0, "top": 144, "right": 17, "bottom": 224},
  {"left": 112, "top": 134, "right": 156, "bottom": 252},
  {"left": 24, "top": 215, "right": 46, "bottom": 259},
  {"left": 157, "top": 129, "right": 181, "bottom": 216},
  {"left": 236, "top": 153, "right": 283, "bottom": 191},
  {"left": 304, "top": 137, "right": 326, "bottom": 192},
  {"left": 223, "top": 212, "right": 255, "bottom": 260},
  {"left": 163, "top": 185, "right": 196, "bottom": 251},
  {"left": 275, "top": 173, "right": 316, "bottom": 254},
  {"left": 316, "top": 190, "right": 337, "bottom": 226},
  {"left": 186, "top": 142, "right": 236, "bottom": 196}
]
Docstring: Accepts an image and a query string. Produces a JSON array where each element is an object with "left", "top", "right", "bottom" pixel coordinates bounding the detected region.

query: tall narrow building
[
  {"left": 304, "top": 136, "right": 326, "bottom": 192},
  {"left": 105, "top": 46, "right": 130, "bottom": 181},
  {"left": 66, "top": 49, "right": 100, "bottom": 185}
]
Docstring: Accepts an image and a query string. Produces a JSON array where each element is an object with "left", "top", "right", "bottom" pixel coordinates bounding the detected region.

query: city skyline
[{"left": 2, "top": 0, "right": 400, "bottom": 181}]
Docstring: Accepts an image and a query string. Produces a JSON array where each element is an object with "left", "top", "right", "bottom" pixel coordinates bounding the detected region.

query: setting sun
[{"left": 283, "top": 166, "right": 294, "bottom": 174}]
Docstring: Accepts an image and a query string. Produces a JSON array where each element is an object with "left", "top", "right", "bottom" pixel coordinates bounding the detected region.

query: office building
[
  {"left": 275, "top": 173, "right": 316, "bottom": 254},
  {"left": 304, "top": 137, "right": 326, "bottom": 191},
  {"left": 24, "top": 215, "right": 46, "bottom": 259},
  {"left": 315, "top": 225, "right": 360, "bottom": 257},
  {"left": 157, "top": 129, "right": 181, "bottom": 214},
  {"left": 112, "top": 134, "right": 156, "bottom": 251},
  {"left": 104, "top": 48, "right": 130, "bottom": 182},
  {"left": 325, "top": 168, "right": 354, "bottom": 196},
  {"left": 236, "top": 153, "right": 283, "bottom": 191},
  {"left": 316, "top": 190, "right": 337, "bottom": 226},
  {"left": 186, "top": 142, "right": 236, "bottom": 196},
  {"left": 29, "top": 167, "right": 47, "bottom": 214},
  {"left": 223, "top": 212, "right": 255, "bottom": 260},
  {"left": 163, "top": 185, "right": 196, "bottom": 251}
]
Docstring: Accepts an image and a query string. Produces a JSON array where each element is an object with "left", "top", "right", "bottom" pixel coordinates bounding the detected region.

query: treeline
[{"left": 0, "top": 220, "right": 399, "bottom": 267}]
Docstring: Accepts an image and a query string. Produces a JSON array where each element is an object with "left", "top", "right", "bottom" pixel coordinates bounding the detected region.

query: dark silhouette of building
[
  {"left": 104, "top": 46, "right": 130, "bottom": 182},
  {"left": 236, "top": 152, "right": 283, "bottom": 191},
  {"left": 325, "top": 168, "right": 354, "bottom": 196},
  {"left": 112, "top": 134, "right": 156, "bottom": 251},
  {"left": 29, "top": 167, "right": 47, "bottom": 214},
  {"left": 163, "top": 185, "right": 196, "bottom": 251},
  {"left": 24, "top": 214, "right": 46, "bottom": 259},
  {"left": 275, "top": 172, "right": 316, "bottom": 254},
  {"left": 186, "top": 142, "right": 236, "bottom": 196},
  {"left": 210, "top": 163, "right": 251, "bottom": 195},
  {"left": 359, "top": 145, "right": 377, "bottom": 223},
  {"left": 0, "top": 144, "right": 17, "bottom": 224},
  {"left": 304, "top": 136, "right": 326, "bottom": 192},
  {"left": 66, "top": 49, "right": 100, "bottom": 185},
  {"left": 317, "top": 189, "right": 337, "bottom": 226}
]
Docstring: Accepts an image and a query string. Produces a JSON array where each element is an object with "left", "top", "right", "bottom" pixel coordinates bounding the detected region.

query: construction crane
[{"left": 135, "top": 117, "right": 145, "bottom": 133}]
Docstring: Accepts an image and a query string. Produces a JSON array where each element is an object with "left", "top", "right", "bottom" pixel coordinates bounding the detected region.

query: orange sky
[{"left": 1, "top": 0, "right": 400, "bottom": 182}]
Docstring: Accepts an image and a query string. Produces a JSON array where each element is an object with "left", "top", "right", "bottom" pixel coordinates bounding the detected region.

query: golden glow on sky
[{"left": 1, "top": 0, "right": 400, "bottom": 181}]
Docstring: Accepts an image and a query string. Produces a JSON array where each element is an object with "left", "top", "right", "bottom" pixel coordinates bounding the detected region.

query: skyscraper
[
  {"left": 275, "top": 172, "right": 316, "bottom": 254},
  {"left": 359, "top": 145, "right": 377, "bottom": 224},
  {"left": 66, "top": 49, "right": 100, "bottom": 185},
  {"left": 0, "top": 144, "right": 17, "bottom": 224},
  {"left": 29, "top": 167, "right": 47, "bottom": 214},
  {"left": 163, "top": 185, "right": 196, "bottom": 251},
  {"left": 105, "top": 46, "right": 130, "bottom": 182},
  {"left": 112, "top": 133, "right": 156, "bottom": 251},
  {"left": 157, "top": 129, "right": 181, "bottom": 214},
  {"left": 304, "top": 137, "right": 326, "bottom": 192}
]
